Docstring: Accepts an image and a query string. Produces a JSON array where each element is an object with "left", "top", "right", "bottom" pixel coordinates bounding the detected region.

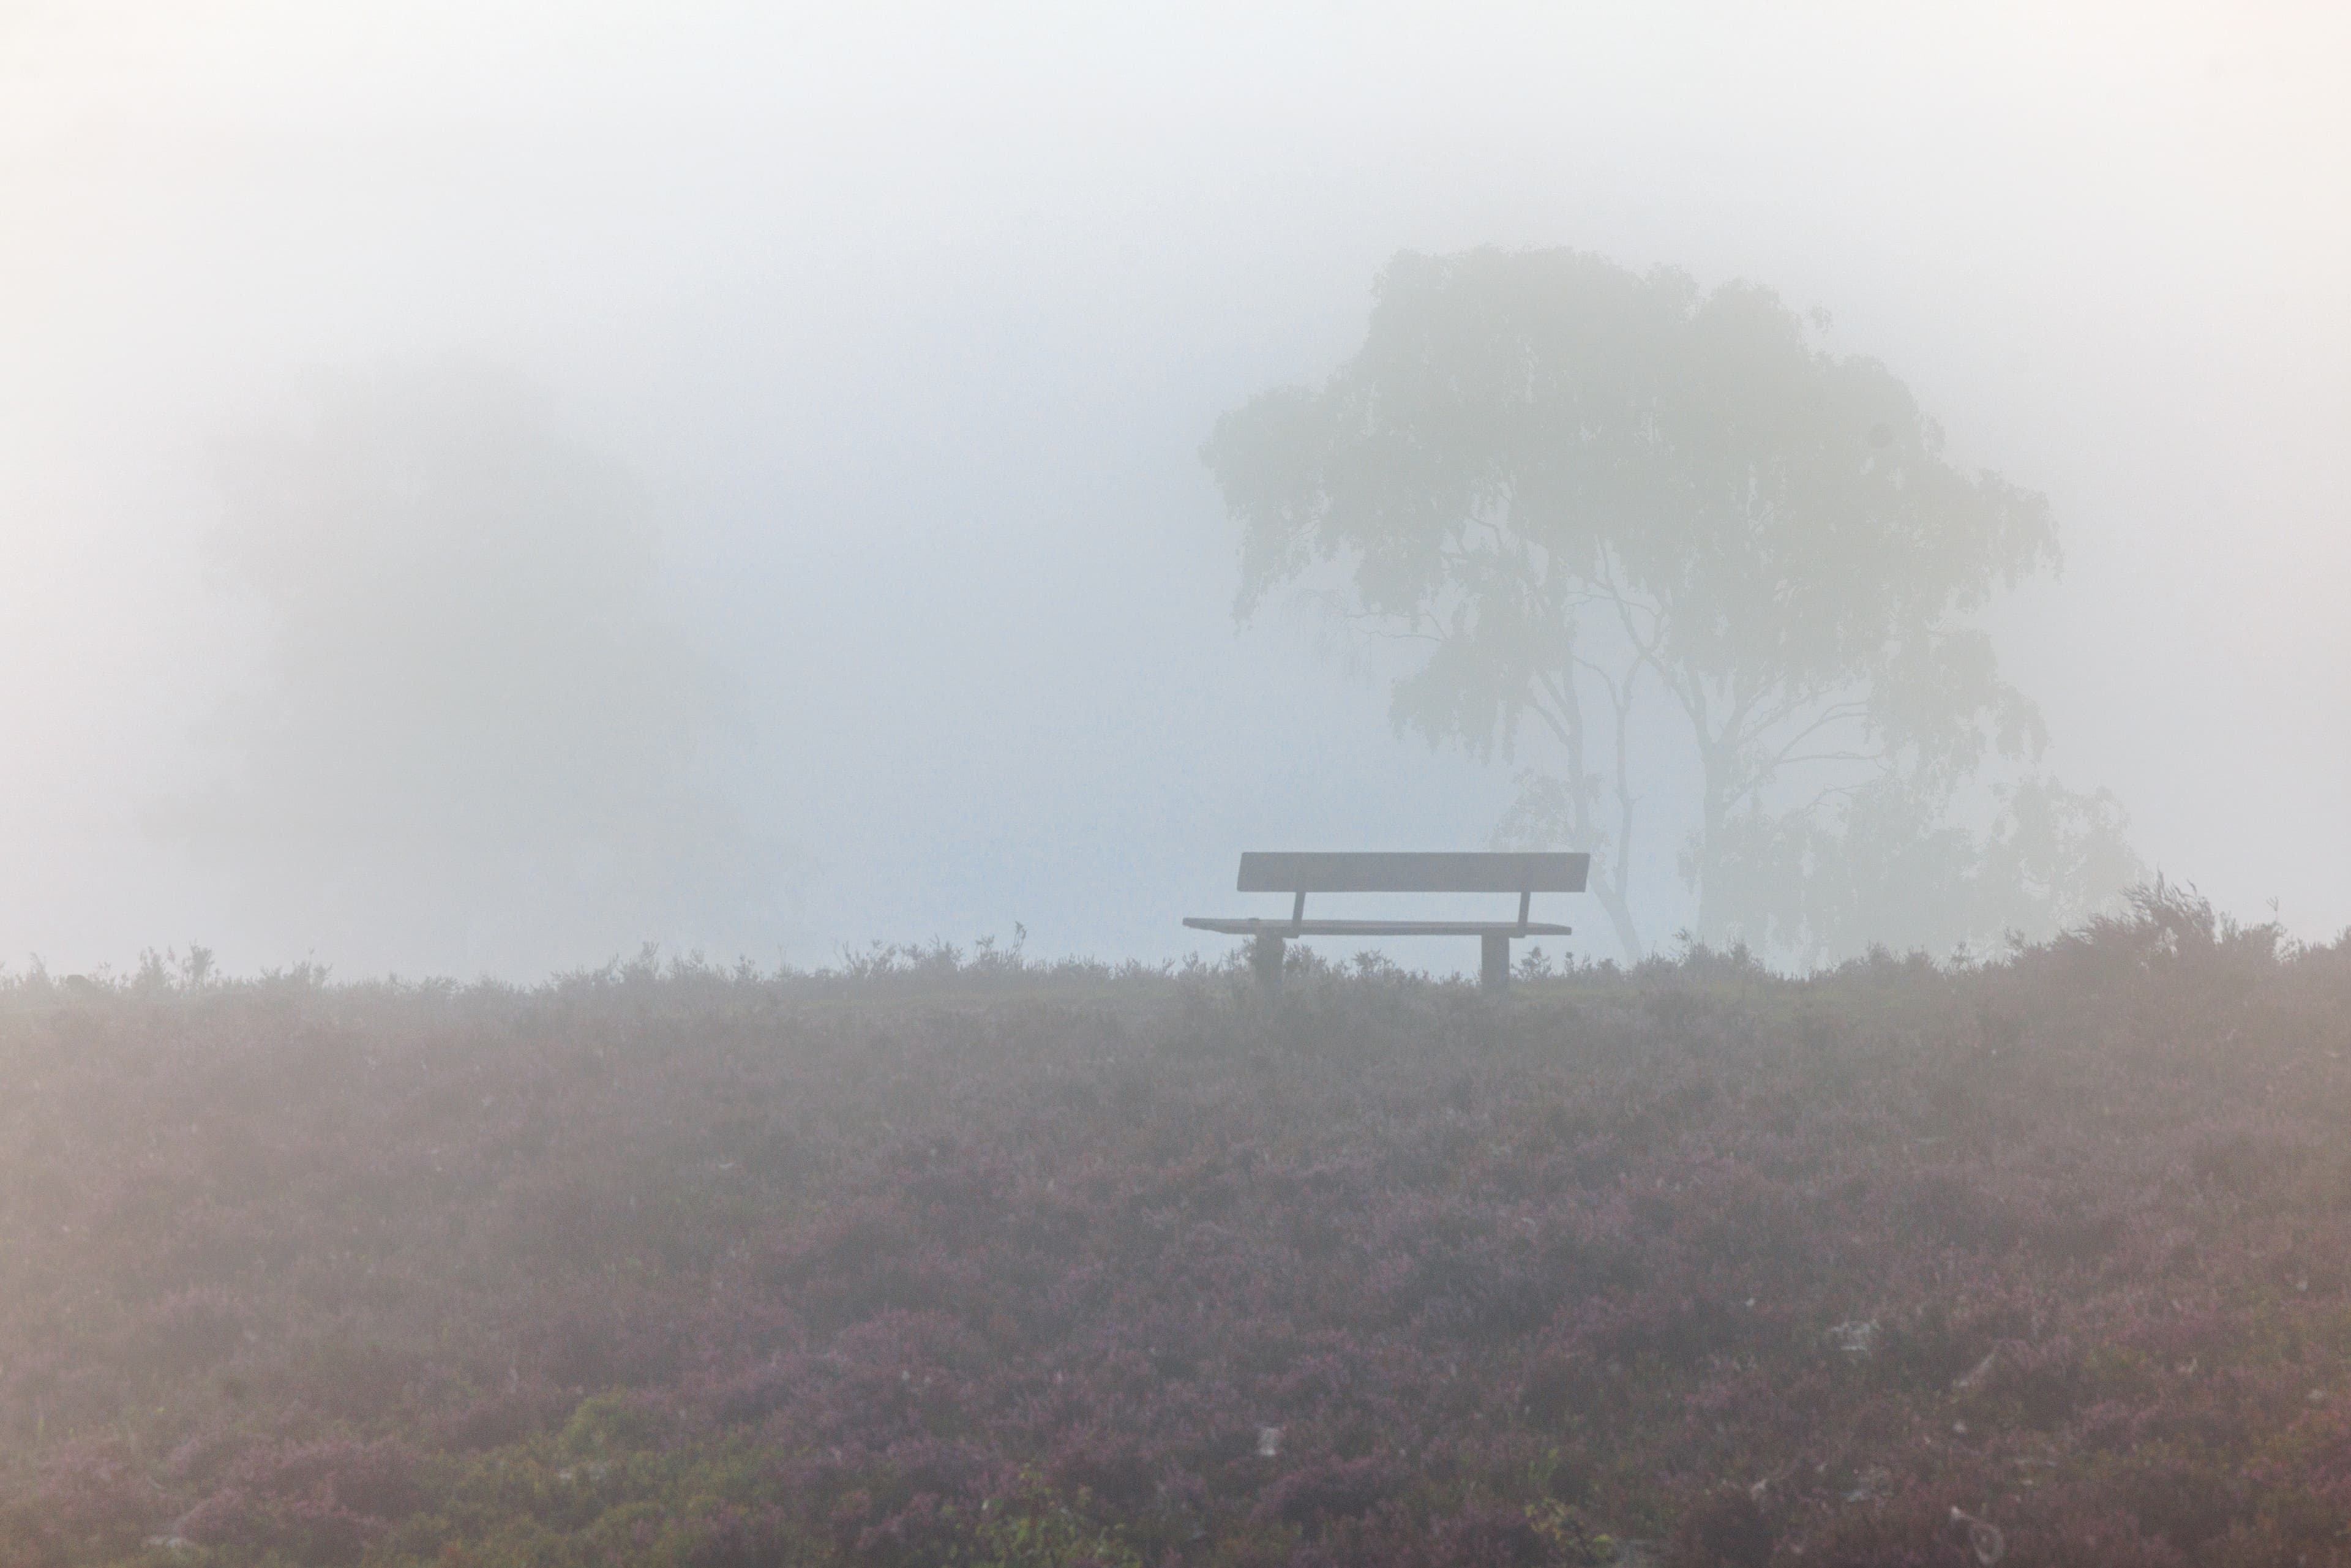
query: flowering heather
[{"left": 4, "top": 895, "right": 2350, "bottom": 1566}]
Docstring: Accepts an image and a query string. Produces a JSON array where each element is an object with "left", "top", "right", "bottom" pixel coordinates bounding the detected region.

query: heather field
[{"left": 7, "top": 895, "right": 2351, "bottom": 1568}]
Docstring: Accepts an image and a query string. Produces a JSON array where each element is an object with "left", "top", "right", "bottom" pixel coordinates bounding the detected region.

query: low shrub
[{"left": 2, "top": 912, "right": 2349, "bottom": 1564}]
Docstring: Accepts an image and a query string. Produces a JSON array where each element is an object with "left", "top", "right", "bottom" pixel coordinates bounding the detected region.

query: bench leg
[
  {"left": 1250, "top": 932, "right": 1286, "bottom": 989},
  {"left": 1481, "top": 932, "right": 1510, "bottom": 992}
]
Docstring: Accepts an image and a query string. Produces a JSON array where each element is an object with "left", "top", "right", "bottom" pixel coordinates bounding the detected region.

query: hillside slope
[{"left": 4, "top": 901, "right": 2349, "bottom": 1567}]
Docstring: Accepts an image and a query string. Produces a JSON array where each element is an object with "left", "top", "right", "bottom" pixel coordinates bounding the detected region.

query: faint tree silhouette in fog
[
  {"left": 1204, "top": 249, "right": 2135, "bottom": 962},
  {"left": 159, "top": 366, "right": 780, "bottom": 971}
]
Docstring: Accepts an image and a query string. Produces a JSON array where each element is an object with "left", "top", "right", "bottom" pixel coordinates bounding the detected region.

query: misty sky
[{"left": 3, "top": 3, "right": 2345, "bottom": 977}]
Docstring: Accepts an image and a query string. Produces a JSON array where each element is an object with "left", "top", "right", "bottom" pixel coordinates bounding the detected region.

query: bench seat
[
  {"left": 1183, "top": 917, "right": 1573, "bottom": 937},
  {"left": 1187, "top": 851, "right": 1588, "bottom": 991}
]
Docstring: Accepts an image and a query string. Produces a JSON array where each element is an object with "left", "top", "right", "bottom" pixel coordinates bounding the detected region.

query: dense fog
[{"left": 3, "top": 4, "right": 2345, "bottom": 977}]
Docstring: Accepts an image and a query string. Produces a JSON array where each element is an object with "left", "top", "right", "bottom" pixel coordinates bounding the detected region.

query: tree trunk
[
  {"left": 1689, "top": 746, "right": 1732, "bottom": 947},
  {"left": 1596, "top": 877, "right": 1644, "bottom": 962}
]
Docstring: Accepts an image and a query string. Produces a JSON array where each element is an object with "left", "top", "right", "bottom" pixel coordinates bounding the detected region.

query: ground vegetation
[{"left": 4, "top": 894, "right": 2349, "bottom": 1565}]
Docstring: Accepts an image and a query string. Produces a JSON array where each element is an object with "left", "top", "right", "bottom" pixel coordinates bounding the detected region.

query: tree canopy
[
  {"left": 1204, "top": 248, "right": 2135, "bottom": 961},
  {"left": 159, "top": 366, "right": 781, "bottom": 972}
]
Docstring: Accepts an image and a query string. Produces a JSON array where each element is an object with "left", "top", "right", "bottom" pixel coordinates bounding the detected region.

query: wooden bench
[{"left": 1185, "top": 851, "right": 1588, "bottom": 991}]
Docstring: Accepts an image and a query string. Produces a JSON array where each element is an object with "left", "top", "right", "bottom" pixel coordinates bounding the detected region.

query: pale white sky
[{"left": 2, "top": 2, "right": 2345, "bottom": 973}]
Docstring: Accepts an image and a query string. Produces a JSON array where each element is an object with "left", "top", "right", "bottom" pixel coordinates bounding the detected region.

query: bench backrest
[{"left": 1236, "top": 851, "right": 1589, "bottom": 893}]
